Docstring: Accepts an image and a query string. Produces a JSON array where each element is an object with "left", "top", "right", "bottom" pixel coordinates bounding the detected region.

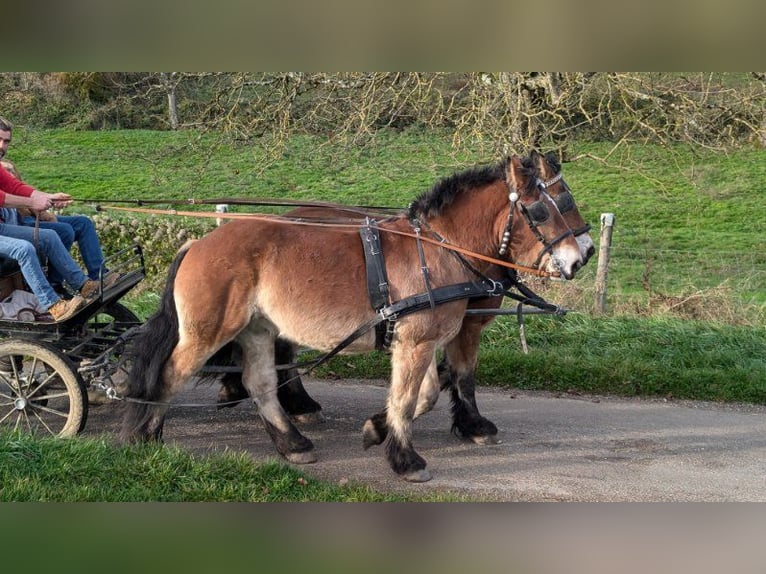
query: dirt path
[{"left": 85, "top": 378, "right": 766, "bottom": 501}]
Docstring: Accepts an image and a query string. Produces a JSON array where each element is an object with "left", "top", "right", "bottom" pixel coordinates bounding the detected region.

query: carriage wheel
[
  {"left": 0, "top": 340, "right": 88, "bottom": 438},
  {"left": 86, "top": 301, "right": 140, "bottom": 405},
  {"left": 91, "top": 301, "right": 141, "bottom": 324}
]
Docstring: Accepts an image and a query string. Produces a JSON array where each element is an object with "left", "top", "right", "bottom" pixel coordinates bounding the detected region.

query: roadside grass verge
[
  {"left": 316, "top": 313, "right": 766, "bottom": 405},
  {"left": 0, "top": 431, "right": 460, "bottom": 502}
]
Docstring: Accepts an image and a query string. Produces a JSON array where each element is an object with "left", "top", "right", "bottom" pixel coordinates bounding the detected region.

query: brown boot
[
  {"left": 79, "top": 280, "right": 99, "bottom": 300},
  {"left": 80, "top": 272, "right": 121, "bottom": 300},
  {"left": 48, "top": 295, "right": 86, "bottom": 322}
]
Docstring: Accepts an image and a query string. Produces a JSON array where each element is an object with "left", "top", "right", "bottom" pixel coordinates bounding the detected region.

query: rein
[{"left": 97, "top": 204, "right": 559, "bottom": 278}]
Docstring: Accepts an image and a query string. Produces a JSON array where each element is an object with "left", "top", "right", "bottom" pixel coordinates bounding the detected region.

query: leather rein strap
[{"left": 100, "top": 204, "right": 556, "bottom": 278}]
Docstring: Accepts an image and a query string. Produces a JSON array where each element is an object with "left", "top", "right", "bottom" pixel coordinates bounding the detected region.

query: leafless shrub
[{"left": 5, "top": 72, "right": 765, "bottom": 166}]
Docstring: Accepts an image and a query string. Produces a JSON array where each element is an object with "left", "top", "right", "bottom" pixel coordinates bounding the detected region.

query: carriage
[{"left": 0, "top": 245, "right": 146, "bottom": 437}]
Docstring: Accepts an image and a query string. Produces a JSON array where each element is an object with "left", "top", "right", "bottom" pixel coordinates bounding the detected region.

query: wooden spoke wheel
[{"left": 0, "top": 340, "right": 88, "bottom": 438}]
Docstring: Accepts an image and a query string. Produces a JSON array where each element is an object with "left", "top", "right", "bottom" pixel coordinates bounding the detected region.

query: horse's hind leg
[
  {"left": 126, "top": 347, "right": 207, "bottom": 443},
  {"left": 216, "top": 339, "right": 324, "bottom": 423},
  {"left": 237, "top": 326, "right": 316, "bottom": 464},
  {"left": 439, "top": 319, "right": 499, "bottom": 445},
  {"left": 275, "top": 339, "right": 324, "bottom": 423}
]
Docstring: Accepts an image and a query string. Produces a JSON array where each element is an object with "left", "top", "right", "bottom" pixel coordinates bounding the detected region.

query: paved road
[{"left": 85, "top": 378, "right": 766, "bottom": 501}]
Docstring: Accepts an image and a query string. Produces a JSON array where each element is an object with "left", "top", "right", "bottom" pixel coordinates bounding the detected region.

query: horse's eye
[
  {"left": 525, "top": 201, "right": 549, "bottom": 224},
  {"left": 554, "top": 191, "right": 575, "bottom": 214}
]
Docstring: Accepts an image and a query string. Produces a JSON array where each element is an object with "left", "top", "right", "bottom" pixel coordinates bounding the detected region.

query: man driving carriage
[
  {"left": 0, "top": 117, "right": 119, "bottom": 296},
  {"left": 0, "top": 119, "right": 112, "bottom": 322}
]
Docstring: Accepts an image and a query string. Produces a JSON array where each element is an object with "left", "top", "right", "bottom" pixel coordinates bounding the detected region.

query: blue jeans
[
  {"left": 0, "top": 224, "right": 88, "bottom": 309},
  {"left": 21, "top": 215, "right": 106, "bottom": 282}
]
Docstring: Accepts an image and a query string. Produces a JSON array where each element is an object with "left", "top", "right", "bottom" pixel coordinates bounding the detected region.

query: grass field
[
  {"left": 12, "top": 127, "right": 766, "bottom": 310},
  {"left": 2, "top": 128, "right": 764, "bottom": 501}
]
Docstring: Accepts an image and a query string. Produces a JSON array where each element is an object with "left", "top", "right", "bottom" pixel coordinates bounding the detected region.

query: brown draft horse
[
  {"left": 217, "top": 151, "right": 594, "bottom": 444},
  {"left": 121, "top": 155, "right": 584, "bottom": 482}
]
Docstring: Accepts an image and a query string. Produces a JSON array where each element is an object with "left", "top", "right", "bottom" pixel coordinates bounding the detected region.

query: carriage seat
[
  {"left": 0, "top": 254, "right": 21, "bottom": 277},
  {"left": 0, "top": 254, "right": 25, "bottom": 301}
]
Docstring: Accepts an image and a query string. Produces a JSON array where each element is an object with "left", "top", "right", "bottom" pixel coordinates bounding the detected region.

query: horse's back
[{"left": 173, "top": 218, "right": 375, "bottom": 350}]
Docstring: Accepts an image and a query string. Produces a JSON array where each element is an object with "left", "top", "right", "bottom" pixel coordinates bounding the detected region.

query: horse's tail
[{"left": 120, "top": 244, "right": 191, "bottom": 442}]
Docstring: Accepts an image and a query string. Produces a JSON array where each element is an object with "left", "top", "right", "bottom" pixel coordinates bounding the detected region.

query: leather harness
[{"left": 358, "top": 217, "right": 552, "bottom": 352}]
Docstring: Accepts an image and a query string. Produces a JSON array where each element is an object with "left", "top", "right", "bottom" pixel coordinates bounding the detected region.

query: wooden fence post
[
  {"left": 215, "top": 204, "right": 228, "bottom": 226},
  {"left": 594, "top": 213, "right": 615, "bottom": 314}
]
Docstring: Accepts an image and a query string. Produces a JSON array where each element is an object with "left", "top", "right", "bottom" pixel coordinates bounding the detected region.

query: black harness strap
[
  {"left": 380, "top": 280, "right": 497, "bottom": 321},
  {"left": 360, "top": 219, "right": 391, "bottom": 311},
  {"left": 297, "top": 279, "right": 498, "bottom": 378},
  {"left": 359, "top": 218, "right": 395, "bottom": 350}
]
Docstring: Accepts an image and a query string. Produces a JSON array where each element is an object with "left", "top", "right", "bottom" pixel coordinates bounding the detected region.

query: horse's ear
[
  {"left": 506, "top": 155, "right": 528, "bottom": 194},
  {"left": 528, "top": 149, "right": 544, "bottom": 172},
  {"left": 543, "top": 151, "right": 561, "bottom": 174}
]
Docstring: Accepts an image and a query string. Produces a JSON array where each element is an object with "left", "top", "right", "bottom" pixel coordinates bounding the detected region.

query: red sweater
[{"left": 0, "top": 165, "right": 34, "bottom": 206}]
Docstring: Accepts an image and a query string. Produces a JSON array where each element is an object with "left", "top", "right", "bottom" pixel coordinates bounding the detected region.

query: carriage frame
[{"left": 0, "top": 244, "right": 147, "bottom": 437}]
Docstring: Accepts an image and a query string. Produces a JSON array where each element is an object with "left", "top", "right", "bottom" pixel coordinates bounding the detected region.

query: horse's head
[
  {"left": 503, "top": 155, "right": 584, "bottom": 280},
  {"left": 531, "top": 150, "right": 595, "bottom": 264}
]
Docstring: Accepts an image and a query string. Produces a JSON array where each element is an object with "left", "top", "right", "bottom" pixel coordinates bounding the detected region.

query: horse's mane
[{"left": 408, "top": 156, "right": 537, "bottom": 220}]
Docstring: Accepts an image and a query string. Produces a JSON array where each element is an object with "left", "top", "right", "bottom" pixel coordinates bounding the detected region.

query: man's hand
[
  {"left": 49, "top": 192, "right": 72, "bottom": 208},
  {"left": 28, "top": 190, "right": 52, "bottom": 211}
]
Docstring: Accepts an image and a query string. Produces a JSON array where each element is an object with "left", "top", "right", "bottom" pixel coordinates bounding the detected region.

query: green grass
[
  {"left": 12, "top": 128, "right": 765, "bottom": 309},
  {"left": 0, "top": 431, "right": 460, "bottom": 502},
  {"left": 3, "top": 128, "right": 765, "bottom": 500}
]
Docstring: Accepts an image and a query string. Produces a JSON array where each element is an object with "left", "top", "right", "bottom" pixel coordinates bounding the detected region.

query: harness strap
[
  {"left": 359, "top": 219, "right": 394, "bottom": 350},
  {"left": 297, "top": 278, "right": 499, "bottom": 378},
  {"left": 412, "top": 222, "right": 436, "bottom": 310},
  {"left": 359, "top": 219, "right": 391, "bottom": 311},
  {"left": 380, "top": 280, "right": 496, "bottom": 321}
]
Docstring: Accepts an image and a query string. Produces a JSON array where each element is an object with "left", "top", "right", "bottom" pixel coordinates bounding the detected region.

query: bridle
[
  {"left": 498, "top": 178, "right": 575, "bottom": 269},
  {"left": 538, "top": 172, "right": 592, "bottom": 238}
]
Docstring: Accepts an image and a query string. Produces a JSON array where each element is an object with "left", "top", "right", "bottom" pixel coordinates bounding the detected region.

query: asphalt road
[{"left": 85, "top": 378, "right": 766, "bottom": 501}]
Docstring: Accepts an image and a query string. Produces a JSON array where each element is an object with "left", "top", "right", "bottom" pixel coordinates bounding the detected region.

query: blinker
[
  {"left": 554, "top": 190, "right": 575, "bottom": 214},
  {"left": 525, "top": 200, "right": 549, "bottom": 224}
]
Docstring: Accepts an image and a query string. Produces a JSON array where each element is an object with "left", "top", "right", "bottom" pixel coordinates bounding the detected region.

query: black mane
[{"left": 408, "top": 156, "right": 537, "bottom": 220}]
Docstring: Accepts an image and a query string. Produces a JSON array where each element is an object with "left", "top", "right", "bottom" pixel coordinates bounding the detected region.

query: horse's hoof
[
  {"left": 471, "top": 434, "right": 501, "bottom": 446},
  {"left": 402, "top": 469, "right": 432, "bottom": 483},
  {"left": 286, "top": 450, "right": 318, "bottom": 464},
  {"left": 292, "top": 411, "right": 326, "bottom": 425}
]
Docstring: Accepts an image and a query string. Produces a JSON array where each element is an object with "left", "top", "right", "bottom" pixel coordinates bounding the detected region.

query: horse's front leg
[
  {"left": 439, "top": 314, "right": 499, "bottom": 445},
  {"left": 237, "top": 326, "right": 317, "bottom": 464},
  {"left": 362, "top": 357, "right": 440, "bottom": 449},
  {"left": 380, "top": 341, "right": 436, "bottom": 482}
]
